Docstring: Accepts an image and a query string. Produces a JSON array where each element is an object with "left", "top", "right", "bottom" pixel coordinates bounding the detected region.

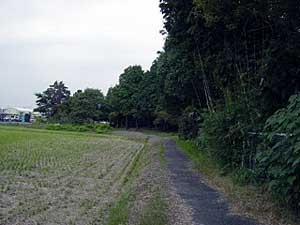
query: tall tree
[
  {"left": 118, "top": 66, "right": 145, "bottom": 128},
  {"left": 56, "top": 89, "right": 109, "bottom": 124},
  {"left": 35, "top": 81, "right": 70, "bottom": 118}
]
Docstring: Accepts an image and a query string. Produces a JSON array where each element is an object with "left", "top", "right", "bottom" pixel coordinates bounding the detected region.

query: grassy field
[{"left": 0, "top": 126, "right": 145, "bottom": 225}]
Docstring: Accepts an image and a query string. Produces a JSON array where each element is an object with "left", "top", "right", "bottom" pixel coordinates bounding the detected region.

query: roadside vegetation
[
  {"left": 1, "top": 122, "right": 111, "bottom": 134},
  {"left": 176, "top": 138, "right": 300, "bottom": 225},
  {"left": 39, "top": 123, "right": 111, "bottom": 134}
]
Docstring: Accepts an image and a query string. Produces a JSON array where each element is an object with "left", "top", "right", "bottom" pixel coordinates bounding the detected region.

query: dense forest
[{"left": 35, "top": 0, "right": 300, "bottom": 212}]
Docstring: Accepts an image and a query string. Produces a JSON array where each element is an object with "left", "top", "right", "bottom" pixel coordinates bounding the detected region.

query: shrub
[
  {"left": 178, "top": 107, "right": 202, "bottom": 139},
  {"left": 201, "top": 102, "right": 257, "bottom": 170},
  {"left": 256, "top": 94, "right": 300, "bottom": 210},
  {"left": 153, "top": 111, "right": 177, "bottom": 131},
  {"left": 232, "top": 168, "right": 257, "bottom": 185},
  {"left": 44, "top": 123, "right": 111, "bottom": 133},
  {"left": 95, "top": 123, "right": 111, "bottom": 133}
]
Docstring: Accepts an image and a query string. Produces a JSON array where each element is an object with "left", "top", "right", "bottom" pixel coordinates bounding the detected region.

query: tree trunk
[
  {"left": 196, "top": 46, "right": 214, "bottom": 113},
  {"left": 125, "top": 116, "right": 128, "bottom": 130}
]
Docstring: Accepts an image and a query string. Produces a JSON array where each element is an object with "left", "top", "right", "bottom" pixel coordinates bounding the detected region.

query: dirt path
[
  {"left": 163, "top": 138, "right": 261, "bottom": 225},
  {"left": 115, "top": 131, "right": 262, "bottom": 225}
]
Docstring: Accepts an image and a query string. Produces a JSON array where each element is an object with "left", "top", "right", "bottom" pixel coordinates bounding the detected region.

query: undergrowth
[
  {"left": 176, "top": 138, "right": 300, "bottom": 225},
  {"left": 43, "top": 123, "right": 111, "bottom": 133}
]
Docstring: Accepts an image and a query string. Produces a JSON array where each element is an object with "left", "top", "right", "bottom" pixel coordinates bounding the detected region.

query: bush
[
  {"left": 153, "top": 111, "right": 177, "bottom": 131},
  {"left": 44, "top": 123, "right": 111, "bottom": 133},
  {"left": 232, "top": 168, "right": 257, "bottom": 185},
  {"left": 256, "top": 94, "right": 300, "bottom": 210},
  {"left": 95, "top": 123, "right": 111, "bottom": 133},
  {"left": 201, "top": 102, "right": 257, "bottom": 169},
  {"left": 178, "top": 107, "right": 202, "bottom": 139}
]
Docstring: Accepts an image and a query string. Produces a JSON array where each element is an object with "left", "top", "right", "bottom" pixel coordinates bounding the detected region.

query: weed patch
[
  {"left": 106, "top": 192, "right": 130, "bottom": 225},
  {"left": 158, "top": 142, "right": 166, "bottom": 165},
  {"left": 137, "top": 194, "right": 168, "bottom": 225}
]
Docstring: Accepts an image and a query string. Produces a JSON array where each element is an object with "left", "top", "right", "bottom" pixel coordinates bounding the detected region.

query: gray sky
[{"left": 0, "top": 0, "right": 164, "bottom": 108}]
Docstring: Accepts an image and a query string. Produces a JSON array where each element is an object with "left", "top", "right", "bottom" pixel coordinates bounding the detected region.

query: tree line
[
  {"left": 35, "top": 81, "right": 110, "bottom": 124},
  {"left": 35, "top": 0, "right": 300, "bottom": 212}
]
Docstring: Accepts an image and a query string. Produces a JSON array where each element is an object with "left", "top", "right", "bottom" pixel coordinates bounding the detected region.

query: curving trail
[{"left": 163, "top": 138, "right": 261, "bottom": 225}]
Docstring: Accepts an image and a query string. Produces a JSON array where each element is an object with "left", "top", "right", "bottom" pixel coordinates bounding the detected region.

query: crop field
[{"left": 0, "top": 126, "right": 144, "bottom": 225}]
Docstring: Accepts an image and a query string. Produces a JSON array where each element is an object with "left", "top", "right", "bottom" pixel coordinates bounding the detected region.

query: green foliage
[
  {"left": 44, "top": 123, "right": 111, "bottom": 134},
  {"left": 158, "top": 142, "right": 166, "bottom": 165},
  {"left": 202, "top": 101, "right": 257, "bottom": 169},
  {"left": 106, "top": 66, "right": 158, "bottom": 129},
  {"left": 176, "top": 138, "right": 220, "bottom": 177},
  {"left": 153, "top": 110, "right": 177, "bottom": 131},
  {"left": 257, "top": 94, "right": 300, "bottom": 210},
  {"left": 105, "top": 193, "right": 130, "bottom": 225},
  {"left": 35, "top": 81, "right": 70, "bottom": 118},
  {"left": 137, "top": 195, "right": 168, "bottom": 225},
  {"left": 178, "top": 107, "right": 202, "bottom": 139},
  {"left": 55, "top": 89, "right": 109, "bottom": 124},
  {"left": 105, "top": 192, "right": 168, "bottom": 225},
  {"left": 232, "top": 168, "right": 257, "bottom": 186},
  {"left": 176, "top": 139, "right": 200, "bottom": 161},
  {"left": 107, "top": 0, "right": 300, "bottom": 133}
]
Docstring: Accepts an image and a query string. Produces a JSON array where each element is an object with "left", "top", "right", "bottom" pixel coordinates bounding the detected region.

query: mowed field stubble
[{"left": 0, "top": 126, "right": 145, "bottom": 225}]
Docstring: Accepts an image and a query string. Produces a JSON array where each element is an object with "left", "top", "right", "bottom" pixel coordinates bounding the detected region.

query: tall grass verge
[{"left": 176, "top": 138, "right": 300, "bottom": 225}]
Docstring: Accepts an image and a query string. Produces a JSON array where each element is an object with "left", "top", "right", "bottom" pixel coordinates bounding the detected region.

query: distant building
[
  {"left": 0, "top": 107, "right": 35, "bottom": 123},
  {"left": 0, "top": 108, "right": 4, "bottom": 121}
]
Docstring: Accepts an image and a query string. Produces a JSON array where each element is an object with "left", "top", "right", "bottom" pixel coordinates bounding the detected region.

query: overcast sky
[{"left": 0, "top": 0, "right": 164, "bottom": 108}]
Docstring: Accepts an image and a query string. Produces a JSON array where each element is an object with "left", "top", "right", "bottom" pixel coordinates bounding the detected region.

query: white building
[{"left": 0, "top": 107, "right": 34, "bottom": 123}]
